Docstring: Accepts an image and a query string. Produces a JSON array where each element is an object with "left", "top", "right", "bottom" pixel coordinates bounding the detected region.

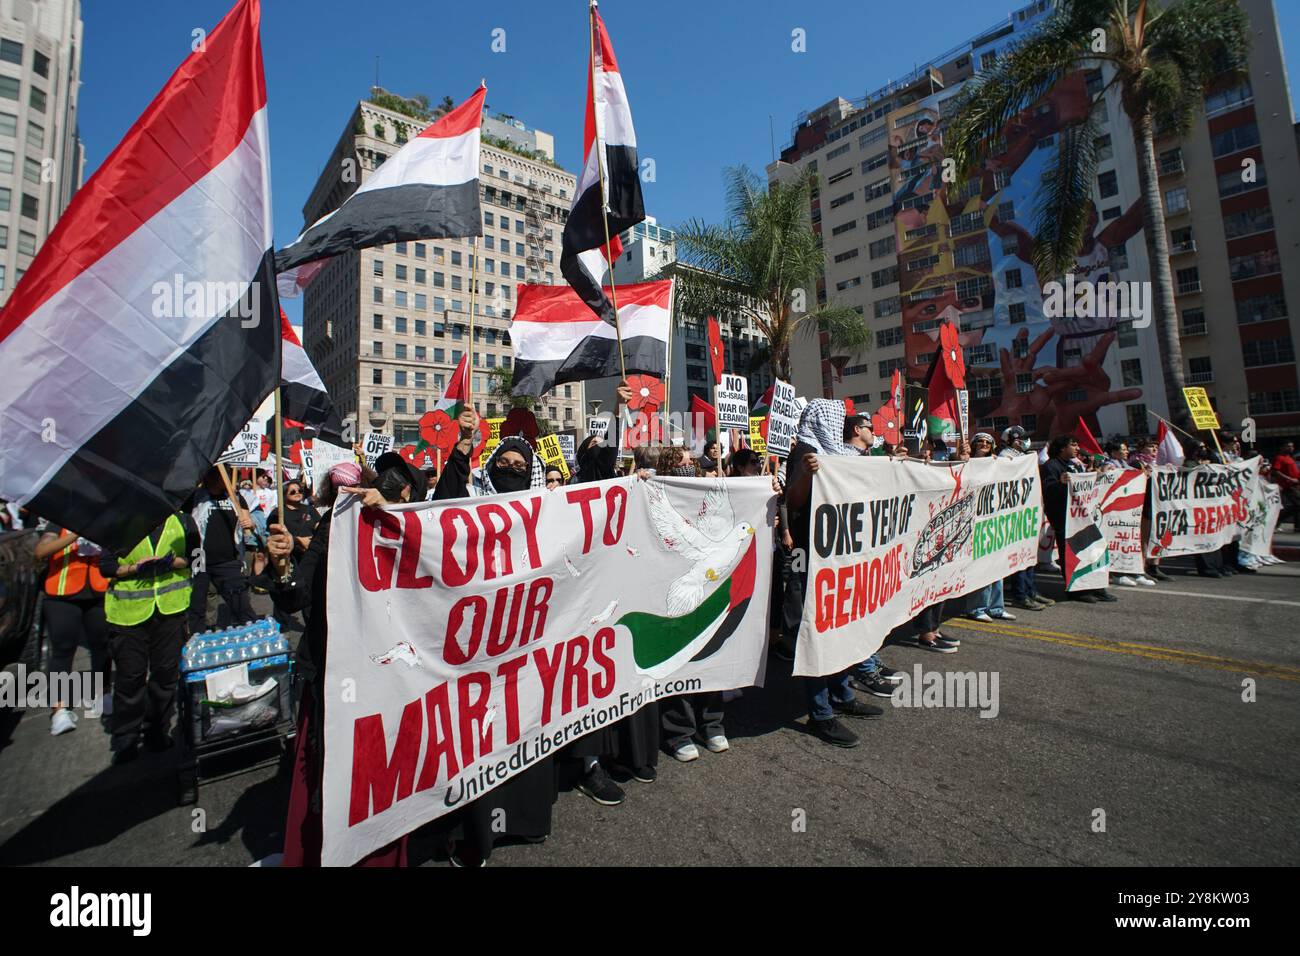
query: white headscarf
[{"left": 795, "top": 399, "right": 857, "bottom": 457}]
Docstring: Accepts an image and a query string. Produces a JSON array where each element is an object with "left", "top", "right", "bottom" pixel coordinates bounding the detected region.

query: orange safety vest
[{"left": 44, "top": 530, "right": 109, "bottom": 597}]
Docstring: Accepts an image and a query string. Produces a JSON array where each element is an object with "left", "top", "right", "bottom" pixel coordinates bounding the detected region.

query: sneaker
[
  {"left": 967, "top": 610, "right": 995, "bottom": 622},
  {"left": 577, "top": 764, "right": 626, "bottom": 805},
  {"left": 1006, "top": 596, "right": 1044, "bottom": 611},
  {"left": 1220, "top": 566, "right": 1238, "bottom": 576},
  {"left": 446, "top": 840, "right": 486, "bottom": 868},
  {"left": 1134, "top": 575, "right": 1156, "bottom": 586},
  {"left": 1235, "top": 564, "right": 1257, "bottom": 574},
  {"left": 1146, "top": 566, "right": 1172, "bottom": 581},
  {"left": 1197, "top": 569, "right": 1223, "bottom": 579},
  {"left": 631, "top": 765, "right": 657, "bottom": 783},
  {"left": 831, "top": 696, "right": 885, "bottom": 719},
  {"left": 990, "top": 610, "right": 1017, "bottom": 621},
  {"left": 50, "top": 709, "right": 77, "bottom": 736},
  {"left": 1115, "top": 575, "right": 1138, "bottom": 587},
  {"left": 810, "top": 717, "right": 859, "bottom": 748},
  {"left": 111, "top": 744, "right": 140, "bottom": 766},
  {"left": 916, "top": 638, "right": 959, "bottom": 654},
  {"left": 671, "top": 742, "right": 701, "bottom": 762},
  {"left": 876, "top": 664, "right": 904, "bottom": 683},
  {"left": 704, "top": 735, "right": 730, "bottom": 753},
  {"left": 1030, "top": 595, "right": 1056, "bottom": 607},
  {"left": 849, "top": 674, "right": 899, "bottom": 698},
  {"left": 1068, "top": 592, "right": 1099, "bottom": 603},
  {"left": 1095, "top": 590, "right": 1118, "bottom": 603},
  {"left": 934, "top": 633, "right": 960, "bottom": 648}
]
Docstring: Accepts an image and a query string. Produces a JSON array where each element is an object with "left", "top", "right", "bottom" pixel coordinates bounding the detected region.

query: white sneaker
[
  {"left": 50, "top": 709, "right": 78, "bottom": 736},
  {"left": 968, "top": 611, "right": 995, "bottom": 623},
  {"left": 991, "top": 611, "right": 1017, "bottom": 621},
  {"left": 1115, "top": 575, "right": 1137, "bottom": 587},
  {"left": 704, "top": 734, "right": 730, "bottom": 753},
  {"left": 1134, "top": 575, "right": 1156, "bottom": 586},
  {"left": 672, "top": 742, "right": 700, "bottom": 762}
]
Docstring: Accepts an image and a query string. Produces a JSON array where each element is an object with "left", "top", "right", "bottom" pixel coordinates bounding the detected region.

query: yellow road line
[{"left": 944, "top": 618, "right": 1300, "bottom": 683}]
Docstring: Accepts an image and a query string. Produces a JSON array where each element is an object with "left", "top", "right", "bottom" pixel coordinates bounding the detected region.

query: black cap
[{"left": 373, "top": 451, "right": 425, "bottom": 495}]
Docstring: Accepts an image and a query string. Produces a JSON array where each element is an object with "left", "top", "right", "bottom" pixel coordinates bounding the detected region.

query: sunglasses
[
  {"left": 545, "top": 478, "right": 561, "bottom": 486},
  {"left": 496, "top": 460, "right": 529, "bottom": 474}
]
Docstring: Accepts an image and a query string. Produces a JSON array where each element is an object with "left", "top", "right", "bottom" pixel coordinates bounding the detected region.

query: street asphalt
[{"left": 2, "top": 555, "right": 1297, "bottom": 867}]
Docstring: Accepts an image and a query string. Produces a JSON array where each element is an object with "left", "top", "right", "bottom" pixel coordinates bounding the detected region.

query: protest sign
[
  {"left": 748, "top": 416, "right": 767, "bottom": 458},
  {"left": 536, "top": 432, "right": 570, "bottom": 480},
  {"left": 716, "top": 374, "right": 749, "bottom": 430},
  {"left": 766, "top": 380, "right": 799, "bottom": 457},
  {"left": 902, "top": 384, "right": 928, "bottom": 456},
  {"left": 557, "top": 434, "right": 576, "bottom": 466},
  {"left": 1147, "top": 457, "right": 1260, "bottom": 558},
  {"left": 310, "top": 440, "right": 356, "bottom": 492},
  {"left": 481, "top": 418, "right": 506, "bottom": 460},
  {"left": 586, "top": 416, "right": 610, "bottom": 441},
  {"left": 219, "top": 420, "right": 263, "bottom": 467},
  {"left": 1240, "top": 473, "right": 1281, "bottom": 558},
  {"left": 322, "top": 477, "right": 774, "bottom": 866},
  {"left": 361, "top": 432, "right": 394, "bottom": 469},
  {"left": 1063, "top": 469, "right": 1147, "bottom": 591},
  {"left": 1181, "top": 387, "right": 1220, "bottom": 430},
  {"left": 795, "top": 455, "right": 1041, "bottom": 677}
]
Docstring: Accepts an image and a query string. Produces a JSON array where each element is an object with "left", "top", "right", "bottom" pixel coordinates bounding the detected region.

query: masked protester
[
  {"left": 998, "top": 426, "right": 1057, "bottom": 609},
  {"left": 1042, "top": 435, "right": 1118, "bottom": 603},
  {"left": 267, "top": 458, "right": 414, "bottom": 867},
  {"left": 429, "top": 409, "right": 558, "bottom": 867}
]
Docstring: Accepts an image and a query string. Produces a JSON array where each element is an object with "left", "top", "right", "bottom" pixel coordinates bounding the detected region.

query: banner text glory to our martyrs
[
  {"left": 322, "top": 477, "right": 774, "bottom": 866},
  {"left": 794, "top": 455, "right": 1041, "bottom": 678},
  {"left": 1147, "top": 457, "right": 1260, "bottom": 558}
]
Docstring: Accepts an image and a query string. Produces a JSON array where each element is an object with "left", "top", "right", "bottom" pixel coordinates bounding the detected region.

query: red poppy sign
[
  {"left": 707, "top": 316, "right": 725, "bottom": 385},
  {"left": 872, "top": 404, "right": 901, "bottom": 447},
  {"left": 419, "top": 410, "right": 459, "bottom": 454},
  {"left": 626, "top": 374, "right": 665, "bottom": 412},
  {"left": 938, "top": 321, "right": 966, "bottom": 389}
]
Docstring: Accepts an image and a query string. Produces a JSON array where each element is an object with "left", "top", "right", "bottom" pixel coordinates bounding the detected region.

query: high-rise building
[
  {"left": 770, "top": 0, "right": 1299, "bottom": 443},
  {"left": 0, "top": 0, "right": 83, "bottom": 306},
  {"left": 299, "top": 92, "right": 581, "bottom": 445}
]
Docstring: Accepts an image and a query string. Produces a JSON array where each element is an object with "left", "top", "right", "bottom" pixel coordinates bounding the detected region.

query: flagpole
[
  {"left": 272, "top": 386, "right": 287, "bottom": 576},
  {"left": 663, "top": 276, "right": 675, "bottom": 440},
  {"left": 588, "top": 0, "right": 627, "bottom": 384},
  {"left": 1146, "top": 409, "right": 1201, "bottom": 447},
  {"left": 467, "top": 236, "right": 479, "bottom": 410}
]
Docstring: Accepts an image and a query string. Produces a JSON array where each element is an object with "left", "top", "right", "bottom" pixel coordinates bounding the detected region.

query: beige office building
[
  {"left": 300, "top": 93, "right": 582, "bottom": 447},
  {"left": 0, "top": 0, "right": 83, "bottom": 305}
]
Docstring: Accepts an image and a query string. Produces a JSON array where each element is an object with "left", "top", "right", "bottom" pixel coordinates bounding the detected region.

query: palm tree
[
  {"left": 670, "top": 165, "right": 871, "bottom": 383},
  {"left": 944, "top": 0, "right": 1249, "bottom": 431}
]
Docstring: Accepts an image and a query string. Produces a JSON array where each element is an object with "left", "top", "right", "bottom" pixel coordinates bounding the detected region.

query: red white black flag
[
  {"left": 276, "top": 84, "right": 487, "bottom": 273},
  {"left": 560, "top": 1, "right": 645, "bottom": 323},
  {"left": 280, "top": 312, "right": 345, "bottom": 446},
  {"left": 0, "top": 0, "right": 278, "bottom": 550}
]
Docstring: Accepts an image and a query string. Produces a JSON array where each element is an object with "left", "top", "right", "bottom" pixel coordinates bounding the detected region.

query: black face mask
[
  {"left": 491, "top": 466, "right": 530, "bottom": 494},
  {"left": 374, "top": 467, "right": 412, "bottom": 503}
]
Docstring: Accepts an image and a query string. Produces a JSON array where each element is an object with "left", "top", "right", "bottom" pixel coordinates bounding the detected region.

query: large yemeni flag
[
  {"left": 276, "top": 84, "right": 487, "bottom": 273},
  {"left": 560, "top": 2, "right": 645, "bottom": 323},
  {"left": 510, "top": 279, "right": 671, "bottom": 396},
  {"left": 280, "top": 312, "right": 345, "bottom": 446},
  {"left": 0, "top": 0, "right": 278, "bottom": 551}
]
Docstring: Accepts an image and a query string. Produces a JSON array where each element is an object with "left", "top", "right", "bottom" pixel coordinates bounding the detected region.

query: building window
[
  {"left": 33, "top": 51, "right": 49, "bottom": 78},
  {"left": 866, "top": 208, "right": 894, "bottom": 230},
  {"left": 1008, "top": 302, "right": 1026, "bottom": 324},
  {"left": 395, "top": 316, "right": 407, "bottom": 333},
  {"left": 1126, "top": 404, "right": 1148, "bottom": 436},
  {"left": 1164, "top": 187, "right": 1189, "bottom": 215},
  {"left": 1249, "top": 390, "right": 1300, "bottom": 414},
  {"left": 373, "top": 287, "right": 383, "bottom": 303},
  {"left": 371, "top": 396, "right": 383, "bottom": 411},
  {"left": 1181, "top": 308, "right": 1206, "bottom": 334},
  {"left": 1120, "top": 358, "right": 1143, "bottom": 387},
  {"left": 876, "top": 326, "right": 904, "bottom": 348},
  {"left": 414, "top": 242, "right": 426, "bottom": 259},
  {"left": 1004, "top": 268, "right": 1022, "bottom": 289},
  {"left": 0, "top": 111, "right": 15, "bottom": 137},
  {"left": 1229, "top": 249, "right": 1280, "bottom": 281},
  {"left": 1176, "top": 267, "right": 1200, "bottom": 294},
  {"left": 1218, "top": 163, "right": 1267, "bottom": 198},
  {"left": 1236, "top": 291, "right": 1287, "bottom": 325},
  {"left": 834, "top": 248, "right": 860, "bottom": 264},
  {"left": 1242, "top": 337, "right": 1295, "bottom": 367},
  {"left": 868, "top": 236, "right": 895, "bottom": 258},
  {"left": 1222, "top": 206, "right": 1273, "bottom": 240},
  {"left": 871, "top": 265, "right": 898, "bottom": 288},
  {"left": 1204, "top": 79, "right": 1253, "bottom": 114},
  {"left": 1, "top": 39, "right": 24, "bottom": 65},
  {"left": 1097, "top": 170, "right": 1118, "bottom": 199},
  {"left": 28, "top": 87, "right": 44, "bottom": 114},
  {"left": 373, "top": 369, "right": 383, "bottom": 385},
  {"left": 831, "top": 220, "right": 858, "bottom": 236},
  {"left": 0, "top": 76, "right": 17, "bottom": 101},
  {"left": 20, "top": 192, "right": 36, "bottom": 220},
  {"left": 1188, "top": 356, "right": 1213, "bottom": 384},
  {"left": 1094, "top": 133, "right": 1113, "bottom": 162},
  {"left": 1211, "top": 122, "right": 1260, "bottom": 158},
  {"left": 16, "top": 230, "right": 34, "bottom": 256}
]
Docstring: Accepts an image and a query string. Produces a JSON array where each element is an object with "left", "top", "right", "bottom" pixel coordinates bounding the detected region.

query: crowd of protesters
[{"left": 8, "top": 385, "right": 1295, "bottom": 867}]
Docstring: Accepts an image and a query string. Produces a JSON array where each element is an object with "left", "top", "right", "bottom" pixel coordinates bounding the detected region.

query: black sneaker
[
  {"left": 831, "top": 696, "right": 885, "bottom": 719},
  {"left": 876, "top": 664, "right": 904, "bottom": 683},
  {"left": 576, "top": 764, "right": 626, "bottom": 806},
  {"left": 1095, "top": 590, "right": 1118, "bottom": 603},
  {"left": 849, "top": 674, "right": 899, "bottom": 698},
  {"left": 1068, "top": 592, "right": 1099, "bottom": 603},
  {"left": 631, "top": 765, "right": 657, "bottom": 784},
  {"left": 810, "top": 717, "right": 859, "bottom": 748},
  {"left": 1236, "top": 564, "right": 1257, "bottom": 574},
  {"left": 1197, "top": 569, "right": 1222, "bottom": 578},
  {"left": 1146, "top": 565, "right": 1172, "bottom": 581},
  {"left": 1220, "top": 566, "right": 1238, "bottom": 576},
  {"left": 1006, "top": 596, "right": 1043, "bottom": 611},
  {"left": 111, "top": 744, "right": 139, "bottom": 766},
  {"left": 1031, "top": 594, "right": 1056, "bottom": 607}
]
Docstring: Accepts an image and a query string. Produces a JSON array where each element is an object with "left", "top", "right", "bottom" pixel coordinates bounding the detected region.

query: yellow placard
[
  {"left": 1182, "top": 387, "right": 1220, "bottom": 430},
  {"left": 748, "top": 415, "right": 767, "bottom": 457},
  {"left": 481, "top": 417, "right": 505, "bottom": 458},
  {"left": 535, "top": 432, "right": 570, "bottom": 480}
]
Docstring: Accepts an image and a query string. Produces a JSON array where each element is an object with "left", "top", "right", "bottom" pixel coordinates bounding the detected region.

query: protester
[
  {"left": 100, "top": 511, "right": 199, "bottom": 763},
  {"left": 782, "top": 399, "right": 885, "bottom": 748},
  {"left": 1128, "top": 438, "right": 1172, "bottom": 582},
  {"left": 1272, "top": 440, "right": 1300, "bottom": 532},
  {"left": 699, "top": 440, "right": 723, "bottom": 477},
  {"left": 544, "top": 465, "right": 566, "bottom": 489},
  {"left": 658, "top": 443, "right": 698, "bottom": 477},
  {"left": 1042, "top": 436, "right": 1117, "bottom": 603},
  {"left": 996, "top": 426, "right": 1055, "bottom": 610},
  {"left": 424, "top": 468, "right": 439, "bottom": 501},
  {"left": 189, "top": 469, "right": 256, "bottom": 632},
  {"left": 965, "top": 434, "right": 1019, "bottom": 623},
  {"left": 266, "top": 479, "right": 319, "bottom": 559},
  {"left": 1103, "top": 439, "right": 1129, "bottom": 469},
  {"left": 36, "top": 523, "right": 111, "bottom": 735}
]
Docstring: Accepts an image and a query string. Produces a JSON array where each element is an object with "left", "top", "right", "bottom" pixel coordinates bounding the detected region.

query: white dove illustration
[
  {"left": 370, "top": 642, "right": 421, "bottom": 668},
  {"left": 589, "top": 600, "right": 619, "bottom": 625},
  {"left": 645, "top": 480, "right": 755, "bottom": 616}
]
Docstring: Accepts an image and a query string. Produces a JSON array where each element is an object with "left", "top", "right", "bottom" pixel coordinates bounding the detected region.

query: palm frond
[{"left": 1032, "top": 111, "right": 1100, "bottom": 279}]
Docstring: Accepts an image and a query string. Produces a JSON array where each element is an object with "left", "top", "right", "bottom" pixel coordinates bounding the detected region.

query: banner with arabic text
[
  {"left": 1147, "top": 458, "right": 1260, "bottom": 558},
  {"left": 1063, "top": 468, "right": 1147, "bottom": 591}
]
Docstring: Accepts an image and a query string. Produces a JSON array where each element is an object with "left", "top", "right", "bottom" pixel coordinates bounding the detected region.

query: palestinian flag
[
  {"left": 559, "top": 3, "right": 645, "bottom": 323},
  {"left": 510, "top": 279, "right": 670, "bottom": 397},
  {"left": 0, "top": 0, "right": 278, "bottom": 551},
  {"left": 276, "top": 84, "right": 487, "bottom": 273},
  {"left": 615, "top": 537, "right": 758, "bottom": 678},
  {"left": 434, "top": 351, "right": 469, "bottom": 418},
  {"left": 280, "top": 311, "right": 345, "bottom": 446}
]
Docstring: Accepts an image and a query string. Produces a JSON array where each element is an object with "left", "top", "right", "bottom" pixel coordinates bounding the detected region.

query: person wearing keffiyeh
[{"left": 780, "top": 399, "right": 885, "bottom": 749}]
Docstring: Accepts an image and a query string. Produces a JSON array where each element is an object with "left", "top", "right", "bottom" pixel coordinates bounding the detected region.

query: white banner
[
  {"left": 1240, "top": 474, "right": 1281, "bottom": 558},
  {"left": 311, "top": 441, "right": 356, "bottom": 493},
  {"left": 1148, "top": 457, "right": 1260, "bottom": 558},
  {"left": 795, "top": 455, "right": 1042, "bottom": 677},
  {"left": 766, "top": 380, "right": 800, "bottom": 458},
  {"left": 219, "top": 419, "right": 263, "bottom": 467},
  {"left": 323, "top": 477, "right": 774, "bottom": 866},
  {"left": 1063, "top": 468, "right": 1147, "bottom": 591},
  {"left": 361, "top": 432, "right": 394, "bottom": 469},
  {"left": 716, "top": 374, "right": 749, "bottom": 430},
  {"left": 586, "top": 416, "right": 610, "bottom": 442}
]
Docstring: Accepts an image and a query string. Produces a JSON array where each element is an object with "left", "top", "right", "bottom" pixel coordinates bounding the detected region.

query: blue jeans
[
  {"left": 1005, "top": 568, "right": 1036, "bottom": 600},
  {"left": 971, "top": 579, "right": 1004, "bottom": 616},
  {"left": 851, "top": 654, "right": 882, "bottom": 681},
  {"left": 804, "top": 671, "right": 854, "bottom": 722}
]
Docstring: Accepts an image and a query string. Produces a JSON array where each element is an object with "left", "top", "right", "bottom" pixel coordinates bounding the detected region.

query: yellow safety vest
[{"left": 104, "top": 514, "right": 193, "bottom": 626}]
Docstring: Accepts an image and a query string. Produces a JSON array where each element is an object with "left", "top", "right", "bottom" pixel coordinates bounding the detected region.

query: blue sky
[{"left": 80, "top": 0, "right": 1300, "bottom": 325}]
